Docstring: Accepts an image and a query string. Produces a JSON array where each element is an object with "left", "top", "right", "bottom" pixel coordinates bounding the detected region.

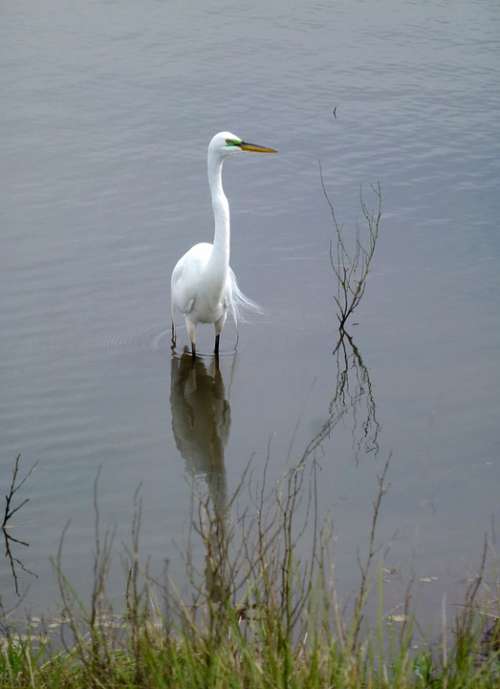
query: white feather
[{"left": 170, "top": 131, "right": 275, "bottom": 351}]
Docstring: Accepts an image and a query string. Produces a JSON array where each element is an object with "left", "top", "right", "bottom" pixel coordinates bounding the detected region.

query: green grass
[{"left": 0, "top": 607, "right": 498, "bottom": 688}]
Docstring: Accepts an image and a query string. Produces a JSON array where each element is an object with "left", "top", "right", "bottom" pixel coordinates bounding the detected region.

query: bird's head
[{"left": 208, "top": 131, "right": 277, "bottom": 159}]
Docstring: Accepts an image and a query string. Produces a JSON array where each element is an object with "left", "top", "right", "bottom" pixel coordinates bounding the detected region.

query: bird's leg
[
  {"left": 171, "top": 322, "right": 176, "bottom": 351},
  {"left": 214, "top": 313, "right": 226, "bottom": 359},
  {"left": 186, "top": 319, "right": 197, "bottom": 358}
]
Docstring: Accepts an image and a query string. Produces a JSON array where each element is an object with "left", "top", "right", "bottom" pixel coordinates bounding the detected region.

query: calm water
[{"left": 1, "top": 0, "right": 500, "bottom": 624}]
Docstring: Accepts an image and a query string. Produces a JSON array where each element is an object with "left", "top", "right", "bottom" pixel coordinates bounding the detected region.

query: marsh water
[{"left": 1, "top": 0, "right": 500, "bottom": 626}]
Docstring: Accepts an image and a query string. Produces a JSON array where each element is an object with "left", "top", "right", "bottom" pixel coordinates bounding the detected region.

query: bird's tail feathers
[{"left": 227, "top": 267, "right": 262, "bottom": 327}]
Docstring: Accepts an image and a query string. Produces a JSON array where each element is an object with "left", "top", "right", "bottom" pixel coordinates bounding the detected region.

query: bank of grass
[
  {"left": 1, "top": 461, "right": 499, "bottom": 688},
  {"left": 1, "top": 585, "right": 498, "bottom": 689},
  {"left": 0, "top": 613, "right": 498, "bottom": 689}
]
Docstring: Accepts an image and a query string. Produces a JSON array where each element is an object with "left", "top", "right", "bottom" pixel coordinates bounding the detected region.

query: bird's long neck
[{"left": 208, "top": 153, "right": 230, "bottom": 274}]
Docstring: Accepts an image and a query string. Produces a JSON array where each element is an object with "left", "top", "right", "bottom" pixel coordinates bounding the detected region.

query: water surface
[{"left": 1, "top": 0, "right": 499, "bottom": 624}]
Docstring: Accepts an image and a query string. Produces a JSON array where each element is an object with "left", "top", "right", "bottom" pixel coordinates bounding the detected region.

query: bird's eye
[{"left": 225, "top": 139, "right": 240, "bottom": 147}]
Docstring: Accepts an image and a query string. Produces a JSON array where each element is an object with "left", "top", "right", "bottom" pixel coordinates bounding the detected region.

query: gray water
[{"left": 1, "top": 0, "right": 500, "bottom": 625}]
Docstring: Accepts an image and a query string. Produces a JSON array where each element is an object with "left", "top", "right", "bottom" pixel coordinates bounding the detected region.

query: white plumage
[{"left": 170, "top": 131, "right": 277, "bottom": 357}]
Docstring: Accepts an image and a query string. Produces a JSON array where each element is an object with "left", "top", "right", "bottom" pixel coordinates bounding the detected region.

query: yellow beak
[{"left": 239, "top": 141, "right": 278, "bottom": 153}]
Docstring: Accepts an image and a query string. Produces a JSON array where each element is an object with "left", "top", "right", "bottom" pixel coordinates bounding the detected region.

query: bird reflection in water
[{"left": 170, "top": 352, "right": 233, "bottom": 609}]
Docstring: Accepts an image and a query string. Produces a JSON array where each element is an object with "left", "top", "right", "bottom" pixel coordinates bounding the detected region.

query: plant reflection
[
  {"left": 170, "top": 353, "right": 232, "bottom": 611},
  {"left": 1, "top": 454, "right": 38, "bottom": 597},
  {"left": 301, "top": 329, "right": 380, "bottom": 465}
]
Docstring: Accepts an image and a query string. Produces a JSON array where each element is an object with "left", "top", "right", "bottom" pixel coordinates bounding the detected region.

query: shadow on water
[{"left": 169, "top": 352, "right": 233, "bottom": 609}]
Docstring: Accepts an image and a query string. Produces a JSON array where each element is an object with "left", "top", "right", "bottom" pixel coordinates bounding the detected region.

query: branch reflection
[
  {"left": 1, "top": 454, "right": 38, "bottom": 597},
  {"left": 302, "top": 329, "right": 380, "bottom": 464}
]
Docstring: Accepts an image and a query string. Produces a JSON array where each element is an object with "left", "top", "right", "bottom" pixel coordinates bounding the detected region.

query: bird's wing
[
  {"left": 184, "top": 298, "right": 195, "bottom": 314},
  {"left": 171, "top": 242, "right": 212, "bottom": 315},
  {"left": 172, "top": 261, "right": 196, "bottom": 314}
]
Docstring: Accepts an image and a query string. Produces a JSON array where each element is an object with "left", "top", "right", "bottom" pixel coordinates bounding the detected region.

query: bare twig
[{"left": 319, "top": 162, "right": 382, "bottom": 333}]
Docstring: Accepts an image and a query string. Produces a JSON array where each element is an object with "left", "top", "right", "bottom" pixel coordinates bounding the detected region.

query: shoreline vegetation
[
  {"left": 0, "top": 455, "right": 499, "bottom": 688},
  {"left": 2, "top": 183, "right": 499, "bottom": 687}
]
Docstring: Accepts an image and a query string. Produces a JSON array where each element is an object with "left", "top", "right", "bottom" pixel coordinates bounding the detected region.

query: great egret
[{"left": 170, "top": 131, "right": 277, "bottom": 357}]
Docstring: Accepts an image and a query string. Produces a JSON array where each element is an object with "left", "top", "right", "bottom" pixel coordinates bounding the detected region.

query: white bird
[{"left": 170, "top": 131, "right": 277, "bottom": 357}]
